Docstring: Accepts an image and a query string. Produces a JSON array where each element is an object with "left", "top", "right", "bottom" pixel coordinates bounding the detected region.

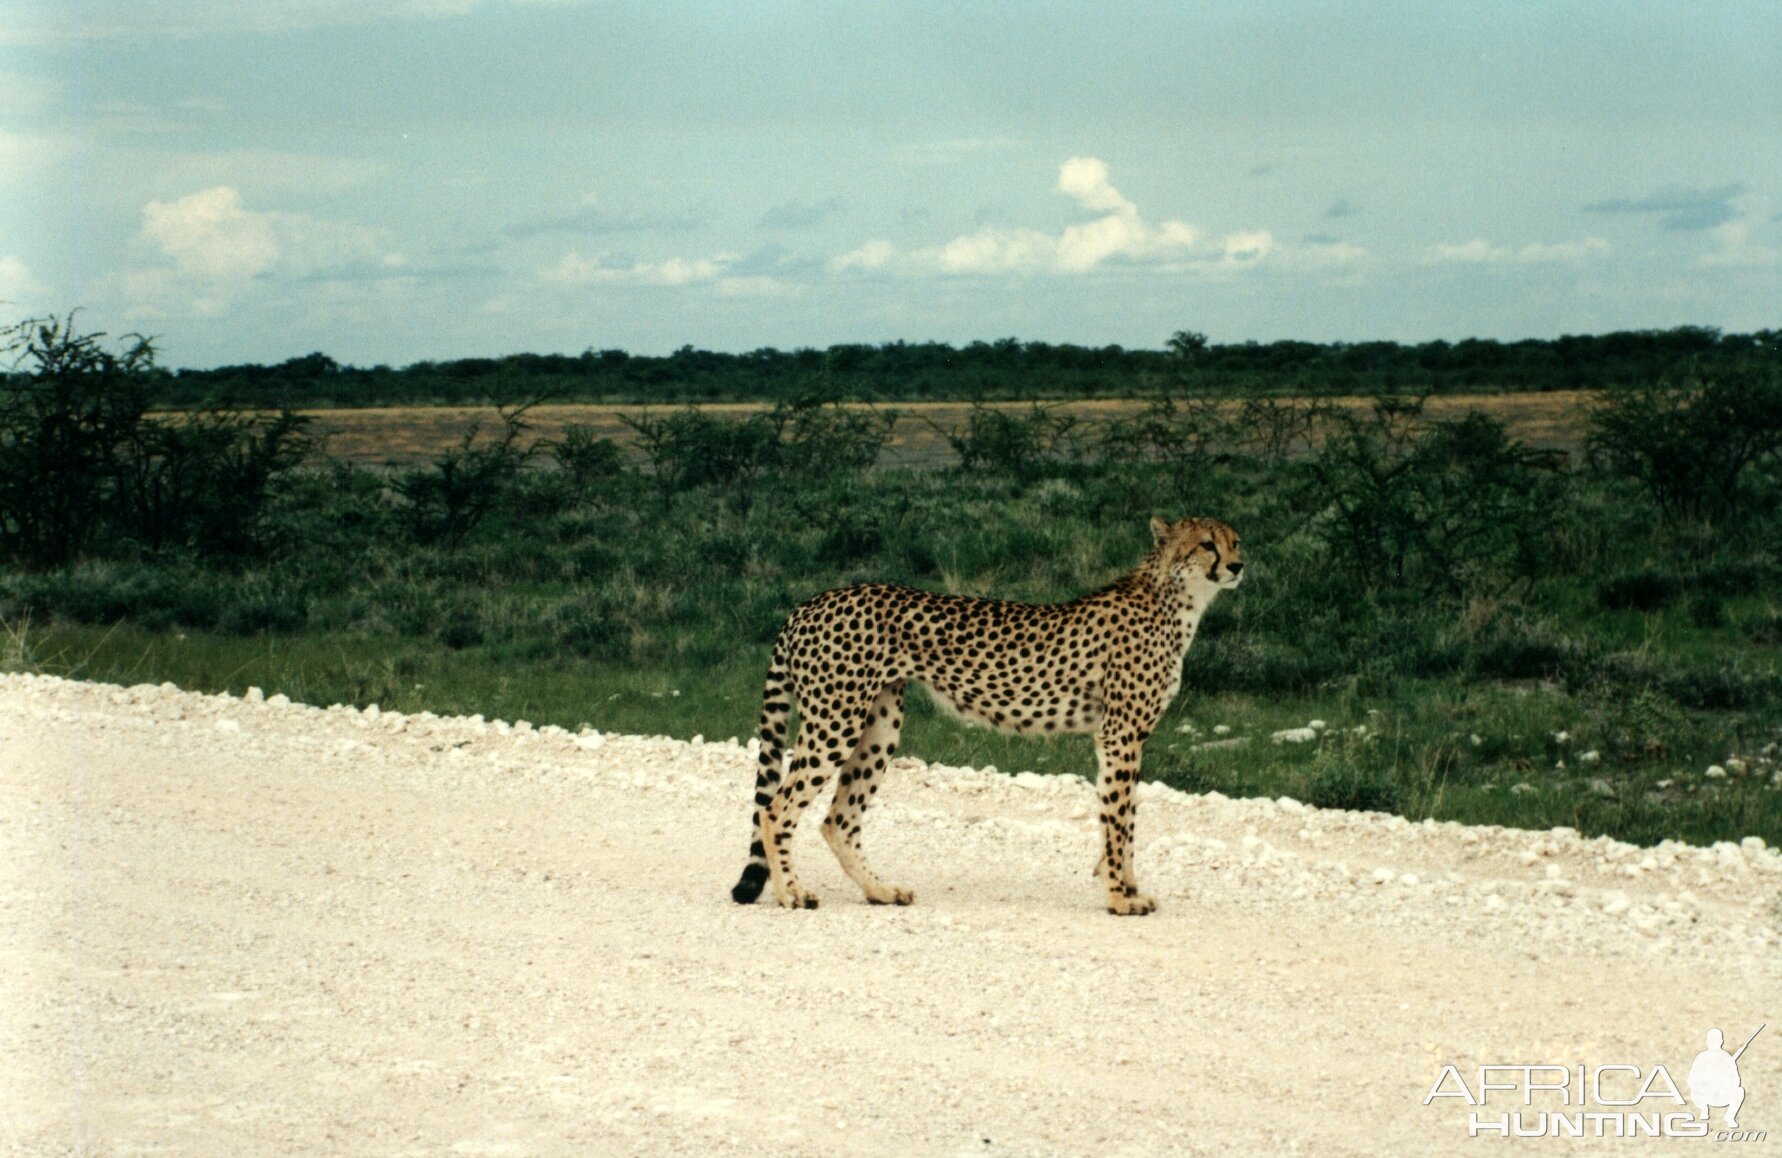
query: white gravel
[{"left": 3, "top": 673, "right": 1778, "bottom": 1155}]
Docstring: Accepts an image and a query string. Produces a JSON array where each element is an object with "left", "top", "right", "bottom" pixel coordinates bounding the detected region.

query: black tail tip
[{"left": 731, "top": 863, "right": 769, "bottom": 904}]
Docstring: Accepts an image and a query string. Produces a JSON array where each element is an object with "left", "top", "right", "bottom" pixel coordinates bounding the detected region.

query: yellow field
[{"left": 300, "top": 392, "right": 1595, "bottom": 467}]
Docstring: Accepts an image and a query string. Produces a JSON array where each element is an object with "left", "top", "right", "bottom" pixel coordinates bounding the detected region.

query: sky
[{"left": 2, "top": 1, "right": 1778, "bottom": 368}]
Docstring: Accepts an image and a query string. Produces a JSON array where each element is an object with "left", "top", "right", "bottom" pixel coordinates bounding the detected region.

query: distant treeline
[{"left": 145, "top": 325, "right": 1777, "bottom": 409}]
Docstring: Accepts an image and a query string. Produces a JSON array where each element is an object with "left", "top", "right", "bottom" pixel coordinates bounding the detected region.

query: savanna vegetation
[
  {"left": 124, "top": 325, "right": 1777, "bottom": 409},
  {"left": 5, "top": 313, "right": 1782, "bottom": 848}
]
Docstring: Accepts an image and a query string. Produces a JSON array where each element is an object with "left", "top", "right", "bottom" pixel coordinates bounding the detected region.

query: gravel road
[{"left": 4, "top": 673, "right": 1777, "bottom": 1155}]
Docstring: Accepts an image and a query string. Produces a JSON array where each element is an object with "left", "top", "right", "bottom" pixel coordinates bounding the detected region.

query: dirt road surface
[{"left": 4, "top": 673, "right": 1777, "bottom": 1155}]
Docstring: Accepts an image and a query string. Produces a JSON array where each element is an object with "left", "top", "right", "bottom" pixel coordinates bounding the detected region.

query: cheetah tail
[{"left": 731, "top": 645, "right": 792, "bottom": 904}]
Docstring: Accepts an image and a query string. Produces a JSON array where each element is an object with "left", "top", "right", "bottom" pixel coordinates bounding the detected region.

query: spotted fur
[{"left": 731, "top": 516, "right": 1244, "bottom": 915}]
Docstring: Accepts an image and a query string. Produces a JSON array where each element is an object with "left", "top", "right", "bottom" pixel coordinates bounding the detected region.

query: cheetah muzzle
[{"left": 730, "top": 516, "right": 1244, "bottom": 915}]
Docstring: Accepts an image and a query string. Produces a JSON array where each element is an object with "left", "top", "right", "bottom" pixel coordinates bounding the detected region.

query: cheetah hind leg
[
  {"left": 821, "top": 684, "right": 914, "bottom": 906},
  {"left": 764, "top": 728, "right": 833, "bottom": 910}
]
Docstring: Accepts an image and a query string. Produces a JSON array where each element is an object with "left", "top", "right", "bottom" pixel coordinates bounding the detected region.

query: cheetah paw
[
  {"left": 775, "top": 885, "right": 820, "bottom": 910},
  {"left": 867, "top": 886, "right": 915, "bottom": 906},
  {"left": 1106, "top": 892, "right": 1156, "bottom": 916}
]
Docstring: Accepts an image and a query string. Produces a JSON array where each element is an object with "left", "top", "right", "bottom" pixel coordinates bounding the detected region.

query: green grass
[{"left": 15, "top": 620, "right": 763, "bottom": 739}]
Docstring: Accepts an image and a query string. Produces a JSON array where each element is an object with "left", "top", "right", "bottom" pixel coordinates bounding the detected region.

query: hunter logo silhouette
[{"left": 1689, "top": 1024, "right": 1762, "bottom": 1130}]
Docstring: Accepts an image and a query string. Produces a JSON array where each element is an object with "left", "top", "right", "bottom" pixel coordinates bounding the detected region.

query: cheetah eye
[{"left": 1200, "top": 540, "right": 1215, "bottom": 550}]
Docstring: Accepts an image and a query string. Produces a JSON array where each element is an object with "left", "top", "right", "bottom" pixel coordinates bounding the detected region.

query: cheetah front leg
[
  {"left": 821, "top": 684, "right": 913, "bottom": 906},
  {"left": 1094, "top": 731, "right": 1154, "bottom": 915}
]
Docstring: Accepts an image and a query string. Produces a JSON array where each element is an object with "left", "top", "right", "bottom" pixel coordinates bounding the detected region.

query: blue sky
[{"left": 3, "top": 1, "right": 1777, "bottom": 368}]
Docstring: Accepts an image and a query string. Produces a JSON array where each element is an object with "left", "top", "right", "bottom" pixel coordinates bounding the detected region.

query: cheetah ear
[{"left": 1150, "top": 516, "right": 1171, "bottom": 545}]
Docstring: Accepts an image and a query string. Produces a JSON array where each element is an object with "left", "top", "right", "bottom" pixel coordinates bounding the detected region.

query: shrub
[
  {"left": 936, "top": 403, "right": 1084, "bottom": 483},
  {"left": 1466, "top": 618, "right": 1583, "bottom": 681},
  {"left": 545, "top": 590, "right": 635, "bottom": 660},
  {"left": 815, "top": 514, "right": 884, "bottom": 568},
  {"left": 216, "top": 582, "right": 308, "bottom": 634},
  {"left": 1307, "top": 757, "right": 1402, "bottom": 813},
  {"left": 8, "top": 563, "right": 224, "bottom": 630},
  {"left": 624, "top": 399, "right": 892, "bottom": 502},
  {"left": 1303, "top": 402, "right": 1567, "bottom": 599},
  {"left": 1586, "top": 365, "right": 1782, "bottom": 523},
  {"left": 565, "top": 538, "right": 624, "bottom": 580},
  {"left": 627, "top": 409, "right": 767, "bottom": 496},
  {"left": 118, "top": 409, "right": 315, "bottom": 556},
  {"left": 1, "top": 313, "right": 314, "bottom": 566},
  {"left": 0, "top": 315, "right": 156, "bottom": 567},
  {"left": 1095, "top": 395, "right": 1231, "bottom": 471},
  {"left": 772, "top": 397, "right": 897, "bottom": 478},
  {"left": 546, "top": 424, "right": 625, "bottom": 491},
  {"left": 1229, "top": 396, "right": 1339, "bottom": 463},
  {"left": 1597, "top": 569, "right": 1679, "bottom": 612},
  {"left": 436, "top": 617, "right": 484, "bottom": 650},
  {"left": 393, "top": 403, "right": 535, "bottom": 547},
  {"left": 1661, "top": 664, "right": 1777, "bottom": 712},
  {"left": 1582, "top": 685, "right": 1688, "bottom": 764},
  {"left": 267, "top": 461, "right": 398, "bottom": 553}
]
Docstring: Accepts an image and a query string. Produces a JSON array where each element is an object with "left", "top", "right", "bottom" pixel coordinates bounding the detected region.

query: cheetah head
[{"left": 1150, "top": 516, "right": 1244, "bottom": 590}]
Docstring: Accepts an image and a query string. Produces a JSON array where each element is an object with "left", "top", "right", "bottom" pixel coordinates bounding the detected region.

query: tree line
[{"left": 128, "top": 325, "right": 1777, "bottom": 409}]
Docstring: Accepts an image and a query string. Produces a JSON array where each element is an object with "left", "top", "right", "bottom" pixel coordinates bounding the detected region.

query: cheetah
[{"left": 730, "top": 516, "right": 1244, "bottom": 915}]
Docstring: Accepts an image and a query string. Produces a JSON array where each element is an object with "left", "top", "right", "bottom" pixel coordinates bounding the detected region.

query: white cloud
[
  {"left": 1516, "top": 239, "right": 1612, "bottom": 263},
  {"left": 543, "top": 250, "right": 798, "bottom": 299},
  {"left": 545, "top": 252, "right": 730, "bottom": 287},
  {"left": 0, "top": 254, "right": 49, "bottom": 310},
  {"left": 934, "top": 226, "right": 1058, "bottom": 274},
  {"left": 140, "top": 186, "right": 280, "bottom": 280},
  {"left": 1426, "top": 237, "right": 1611, "bottom": 265},
  {"left": 829, "top": 239, "right": 897, "bottom": 273},
  {"left": 116, "top": 185, "right": 397, "bottom": 317},
  {"left": 138, "top": 186, "right": 389, "bottom": 279},
  {"left": 529, "top": 249, "right": 806, "bottom": 317},
  {"left": 1055, "top": 156, "right": 1135, "bottom": 215},
  {"left": 1428, "top": 239, "right": 1497, "bottom": 264},
  {"left": 1699, "top": 220, "right": 1777, "bottom": 268},
  {"left": 840, "top": 157, "right": 1233, "bottom": 278}
]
